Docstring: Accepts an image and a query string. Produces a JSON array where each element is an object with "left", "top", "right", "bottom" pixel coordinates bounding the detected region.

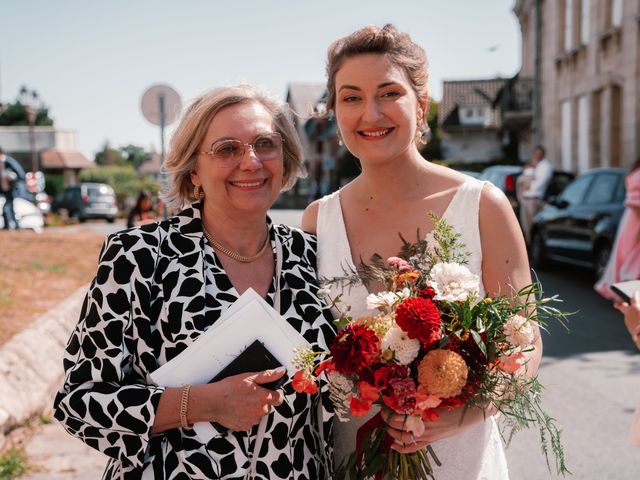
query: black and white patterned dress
[{"left": 53, "top": 204, "right": 335, "bottom": 479}]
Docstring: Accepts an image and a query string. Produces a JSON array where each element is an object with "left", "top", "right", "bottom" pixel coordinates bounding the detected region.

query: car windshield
[
  {"left": 87, "top": 185, "right": 114, "bottom": 197},
  {"left": 559, "top": 175, "right": 592, "bottom": 205}
]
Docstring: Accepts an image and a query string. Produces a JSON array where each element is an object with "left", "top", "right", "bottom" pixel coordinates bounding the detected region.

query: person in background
[
  {"left": 126, "top": 190, "right": 157, "bottom": 228},
  {"left": 616, "top": 290, "right": 640, "bottom": 349},
  {"left": 615, "top": 290, "right": 640, "bottom": 447},
  {"left": 595, "top": 157, "right": 640, "bottom": 301},
  {"left": 54, "top": 84, "right": 335, "bottom": 479},
  {"left": 0, "top": 147, "right": 18, "bottom": 230},
  {"left": 519, "top": 145, "right": 553, "bottom": 244}
]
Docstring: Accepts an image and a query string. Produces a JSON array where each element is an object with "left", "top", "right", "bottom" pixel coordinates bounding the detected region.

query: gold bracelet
[{"left": 180, "top": 385, "right": 192, "bottom": 430}]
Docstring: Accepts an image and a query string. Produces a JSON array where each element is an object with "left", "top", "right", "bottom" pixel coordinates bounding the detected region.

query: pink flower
[
  {"left": 387, "top": 256, "right": 413, "bottom": 271},
  {"left": 404, "top": 414, "right": 426, "bottom": 437},
  {"left": 497, "top": 352, "right": 525, "bottom": 374},
  {"left": 414, "top": 389, "right": 442, "bottom": 411},
  {"left": 385, "top": 377, "right": 417, "bottom": 413}
]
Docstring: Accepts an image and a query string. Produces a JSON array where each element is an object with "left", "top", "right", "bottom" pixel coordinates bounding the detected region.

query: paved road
[
  {"left": 25, "top": 211, "right": 640, "bottom": 479},
  {"left": 505, "top": 263, "right": 640, "bottom": 479},
  {"left": 44, "top": 209, "right": 303, "bottom": 236}
]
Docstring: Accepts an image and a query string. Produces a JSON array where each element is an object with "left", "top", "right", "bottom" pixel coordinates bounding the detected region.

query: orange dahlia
[{"left": 417, "top": 349, "right": 469, "bottom": 398}]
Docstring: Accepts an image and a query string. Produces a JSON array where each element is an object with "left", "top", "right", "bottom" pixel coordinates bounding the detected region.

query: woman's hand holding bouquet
[{"left": 293, "top": 215, "right": 569, "bottom": 479}]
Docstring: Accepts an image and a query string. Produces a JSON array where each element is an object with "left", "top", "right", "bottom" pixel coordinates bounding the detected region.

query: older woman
[{"left": 54, "top": 85, "right": 335, "bottom": 479}]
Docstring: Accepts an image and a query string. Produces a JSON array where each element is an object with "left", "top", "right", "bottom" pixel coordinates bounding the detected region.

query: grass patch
[
  {"left": 38, "top": 415, "right": 52, "bottom": 425},
  {"left": 0, "top": 284, "right": 13, "bottom": 308},
  {"left": 0, "top": 448, "right": 28, "bottom": 479},
  {"left": 26, "top": 262, "right": 66, "bottom": 274}
]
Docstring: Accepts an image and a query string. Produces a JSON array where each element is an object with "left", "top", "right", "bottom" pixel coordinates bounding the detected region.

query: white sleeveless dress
[{"left": 316, "top": 179, "right": 510, "bottom": 480}]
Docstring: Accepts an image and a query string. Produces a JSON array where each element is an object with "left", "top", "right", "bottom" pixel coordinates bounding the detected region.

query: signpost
[{"left": 141, "top": 84, "right": 182, "bottom": 218}]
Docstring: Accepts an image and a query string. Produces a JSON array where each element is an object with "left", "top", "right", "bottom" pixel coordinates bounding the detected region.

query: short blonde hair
[{"left": 163, "top": 84, "right": 305, "bottom": 209}]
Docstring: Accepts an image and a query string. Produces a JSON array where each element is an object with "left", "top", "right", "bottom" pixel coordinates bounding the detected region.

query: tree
[
  {"left": 95, "top": 142, "right": 151, "bottom": 168},
  {"left": 0, "top": 86, "right": 54, "bottom": 126},
  {"left": 120, "top": 144, "right": 151, "bottom": 168},
  {"left": 95, "top": 143, "right": 125, "bottom": 166},
  {"left": 421, "top": 99, "right": 443, "bottom": 161}
]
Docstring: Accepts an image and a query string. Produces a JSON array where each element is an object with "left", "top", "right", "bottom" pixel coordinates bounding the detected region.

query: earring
[
  {"left": 193, "top": 184, "right": 204, "bottom": 200},
  {"left": 336, "top": 130, "right": 344, "bottom": 146}
]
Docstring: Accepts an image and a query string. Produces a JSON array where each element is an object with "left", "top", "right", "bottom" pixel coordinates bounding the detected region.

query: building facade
[
  {"left": 513, "top": 0, "right": 639, "bottom": 171},
  {"left": 438, "top": 79, "right": 508, "bottom": 163},
  {"left": 280, "top": 83, "right": 326, "bottom": 207},
  {"left": 0, "top": 126, "right": 93, "bottom": 186}
]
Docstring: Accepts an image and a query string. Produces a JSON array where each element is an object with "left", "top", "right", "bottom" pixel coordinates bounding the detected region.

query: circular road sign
[{"left": 141, "top": 84, "right": 182, "bottom": 126}]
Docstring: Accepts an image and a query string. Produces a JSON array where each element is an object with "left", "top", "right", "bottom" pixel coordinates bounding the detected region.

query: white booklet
[{"left": 149, "top": 288, "right": 311, "bottom": 441}]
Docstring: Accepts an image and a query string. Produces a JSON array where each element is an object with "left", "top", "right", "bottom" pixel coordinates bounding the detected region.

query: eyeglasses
[{"left": 198, "top": 132, "right": 284, "bottom": 167}]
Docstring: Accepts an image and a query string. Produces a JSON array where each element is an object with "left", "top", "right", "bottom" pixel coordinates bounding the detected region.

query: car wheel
[
  {"left": 529, "top": 230, "right": 547, "bottom": 270},
  {"left": 106, "top": 217, "right": 115, "bottom": 224},
  {"left": 594, "top": 242, "right": 611, "bottom": 280}
]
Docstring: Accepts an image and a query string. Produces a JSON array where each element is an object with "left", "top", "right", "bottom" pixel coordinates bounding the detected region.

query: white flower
[
  {"left": 399, "top": 287, "right": 411, "bottom": 300},
  {"left": 504, "top": 314, "right": 536, "bottom": 348},
  {"left": 428, "top": 262, "right": 480, "bottom": 302},
  {"left": 327, "top": 371, "right": 355, "bottom": 422},
  {"left": 381, "top": 325, "right": 421, "bottom": 365},
  {"left": 317, "top": 287, "right": 332, "bottom": 299},
  {"left": 366, "top": 291, "right": 398, "bottom": 310}
]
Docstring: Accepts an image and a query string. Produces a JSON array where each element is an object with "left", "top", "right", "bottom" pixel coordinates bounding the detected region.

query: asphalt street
[{"left": 24, "top": 211, "right": 640, "bottom": 479}]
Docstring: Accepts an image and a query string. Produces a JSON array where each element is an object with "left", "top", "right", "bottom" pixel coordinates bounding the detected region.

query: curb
[{"left": 0, "top": 285, "right": 88, "bottom": 447}]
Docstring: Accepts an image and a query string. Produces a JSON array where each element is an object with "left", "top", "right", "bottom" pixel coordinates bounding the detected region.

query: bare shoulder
[
  {"left": 301, "top": 200, "right": 321, "bottom": 234},
  {"left": 479, "top": 182, "right": 516, "bottom": 224},
  {"left": 428, "top": 163, "right": 472, "bottom": 190},
  {"left": 478, "top": 182, "right": 530, "bottom": 294}
]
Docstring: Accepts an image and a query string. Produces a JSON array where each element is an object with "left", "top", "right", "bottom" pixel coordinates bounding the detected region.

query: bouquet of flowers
[{"left": 292, "top": 215, "right": 569, "bottom": 480}]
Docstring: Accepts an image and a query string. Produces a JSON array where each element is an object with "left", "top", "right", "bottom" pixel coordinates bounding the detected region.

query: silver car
[{"left": 53, "top": 183, "right": 118, "bottom": 223}]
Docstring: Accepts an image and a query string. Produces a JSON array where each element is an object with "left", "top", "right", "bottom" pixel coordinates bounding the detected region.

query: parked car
[
  {"left": 458, "top": 170, "right": 482, "bottom": 179},
  {"left": 0, "top": 195, "right": 44, "bottom": 232},
  {"left": 529, "top": 167, "right": 627, "bottom": 277},
  {"left": 478, "top": 165, "right": 574, "bottom": 214},
  {"left": 52, "top": 183, "right": 118, "bottom": 222}
]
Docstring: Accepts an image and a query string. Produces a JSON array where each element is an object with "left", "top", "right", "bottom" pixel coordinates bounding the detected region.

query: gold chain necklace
[{"left": 202, "top": 226, "right": 270, "bottom": 263}]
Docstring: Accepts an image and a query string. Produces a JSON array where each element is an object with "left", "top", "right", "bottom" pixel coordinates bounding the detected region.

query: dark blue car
[{"left": 529, "top": 167, "right": 627, "bottom": 277}]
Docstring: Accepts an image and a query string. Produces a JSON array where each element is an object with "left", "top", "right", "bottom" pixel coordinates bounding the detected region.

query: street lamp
[{"left": 19, "top": 86, "right": 40, "bottom": 174}]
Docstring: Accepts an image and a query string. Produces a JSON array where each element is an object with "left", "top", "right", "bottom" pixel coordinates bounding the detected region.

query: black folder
[{"left": 209, "top": 340, "right": 286, "bottom": 390}]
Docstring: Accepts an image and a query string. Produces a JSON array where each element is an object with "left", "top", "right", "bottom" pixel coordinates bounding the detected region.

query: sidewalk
[
  {"left": 23, "top": 421, "right": 106, "bottom": 479},
  {"left": 0, "top": 284, "right": 106, "bottom": 478}
]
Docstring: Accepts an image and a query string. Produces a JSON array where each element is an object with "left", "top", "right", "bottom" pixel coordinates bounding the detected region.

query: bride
[{"left": 302, "top": 24, "right": 542, "bottom": 479}]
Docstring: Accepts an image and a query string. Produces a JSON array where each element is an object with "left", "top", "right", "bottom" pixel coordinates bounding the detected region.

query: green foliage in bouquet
[{"left": 303, "top": 214, "right": 571, "bottom": 479}]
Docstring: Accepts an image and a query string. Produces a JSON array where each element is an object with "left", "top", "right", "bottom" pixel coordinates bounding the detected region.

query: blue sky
[{"left": 2, "top": 0, "right": 520, "bottom": 159}]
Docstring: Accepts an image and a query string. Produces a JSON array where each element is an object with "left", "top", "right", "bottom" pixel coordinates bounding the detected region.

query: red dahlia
[
  {"left": 418, "top": 286, "right": 437, "bottom": 299},
  {"left": 330, "top": 323, "right": 379, "bottom": 376},
  {"left": 395, "top": 296, "right": 442, "bottom": 347}
]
